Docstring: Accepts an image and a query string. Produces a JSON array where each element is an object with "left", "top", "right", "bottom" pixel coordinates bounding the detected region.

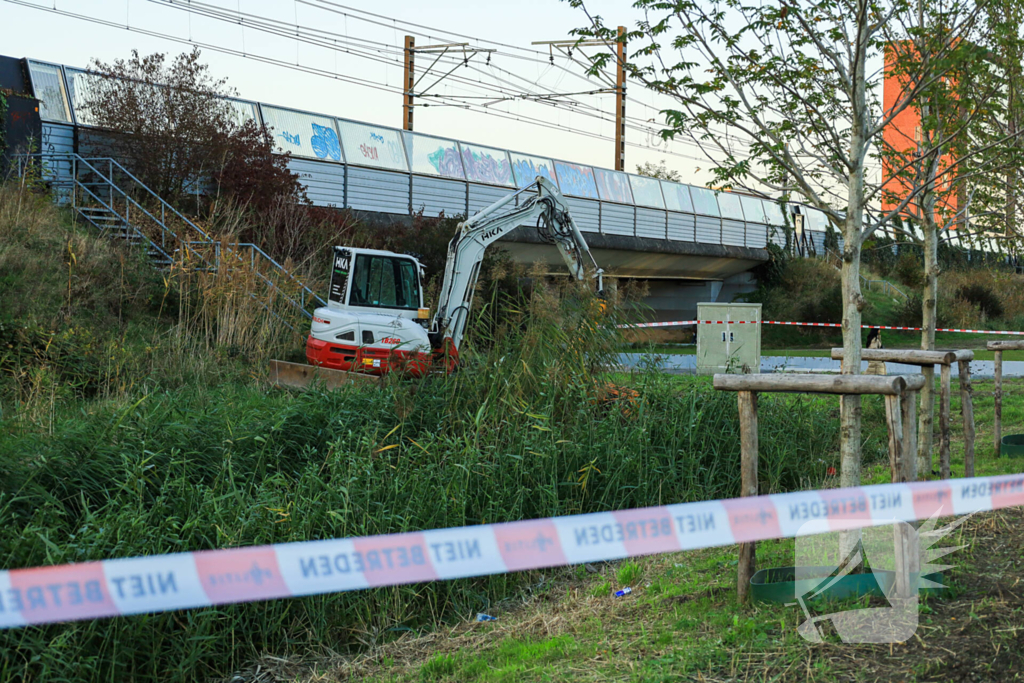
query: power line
[
  {"left": 299, "top": 0, "right": 552, "bottom": 58},
  {"left": 146, "top": 0, "right": 720, "bottom": 158},
  {"left": 4, "top": 0, "right": 406, "bottom": 96},
  {"left": 5, "top": 0, "right": 730, "bottom": 167},
  {"left": 162, "top": 0, "right": 831, "bottom": 170}
]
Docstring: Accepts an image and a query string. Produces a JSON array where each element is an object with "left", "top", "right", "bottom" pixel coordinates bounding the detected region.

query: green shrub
[
  {"left": 798, "top": 283, "right": 843, "bottom": 324},
  {"left": 957, "top": 283, "right": 1004, "bottom": 319},
  {"left": 616, "top": 561, "right": 643, "bottom": 587},
  {"left": 892, "top": 251, "right": 925, "bottom": 289},
  {"left": 420, "top": 654, "right": 459, "bottom": 681}
]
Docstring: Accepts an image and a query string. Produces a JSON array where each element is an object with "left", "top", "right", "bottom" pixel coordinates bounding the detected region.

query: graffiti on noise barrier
[
  {"left": 553, "top": 162, "right": 599, "bottom": 199},
  {"left": 510, "top": 155, "right": 556, "bottom": 188},
  {"left": 310, "top": 123, "right": 342, "bottom": 162},
  {"left": 339, "top": 123, "right": 407, "bottom": 171},
  {"left": 460, "top": 146, "right": 513, "bottom": 186},
  {"left": 427, "top": 145, "right": 465, "bottom": 179}
]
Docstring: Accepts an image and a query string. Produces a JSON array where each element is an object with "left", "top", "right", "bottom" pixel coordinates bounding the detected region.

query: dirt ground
[{"left": 240, "top": 505, "right": 1024, "bottom": 683}]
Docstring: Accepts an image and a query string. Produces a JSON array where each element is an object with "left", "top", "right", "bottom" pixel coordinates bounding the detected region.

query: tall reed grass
[
  {"left": 0, "top": 180, "right": 313, "bottom": 425},
  {"left": 0, "top": 279, "right": 841, "bottom": 682}
]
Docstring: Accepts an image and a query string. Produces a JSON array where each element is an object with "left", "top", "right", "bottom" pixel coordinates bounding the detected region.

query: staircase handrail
[
  {"left": 234, "top": 242, "right": 326, "bottom": 308},
  {"left": 68, "top": 154, "right": 213, "bottom": 242},
  {"left": 18, "top": 153, "right": 204, "bottom": 262},
  {"left": 19, "top": 152, "right": 321, "bottom": 317},
  {"left": 67, "top": 154, "right": 325, "bottom": 309},
  {"left": 64, "top": 167, "right": 178, "bottom": 265},
  {"left": 183, "top": 241, "right": 324, "bottom": 316},
  {"left": 75, "top": 156, "right": 204, "bottom": 264}
]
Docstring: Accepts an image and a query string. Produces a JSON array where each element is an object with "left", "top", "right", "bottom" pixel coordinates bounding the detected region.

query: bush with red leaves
[{"left": 212, "top": 120, "right": 308, "bottom": 212}]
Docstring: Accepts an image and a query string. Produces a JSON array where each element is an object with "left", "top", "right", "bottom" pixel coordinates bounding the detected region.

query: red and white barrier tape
[
  {"left": 622, "top": 319, "right": 1024, "bottom": 335},
  {"left": 1, "top": 474, "right": 1021, "bottom": 628}
]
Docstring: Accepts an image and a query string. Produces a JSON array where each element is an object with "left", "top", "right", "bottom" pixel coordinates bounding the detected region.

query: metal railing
[
  {"left": 862, "top": 278, "right": 909, "bottom": 300},
  {"left": 14, "top": 153, "right": 325, "bottom": 323},
  {"left": 821, "top": 248, "right": 909, "bottom": 300},
  {"left": 183, "top": 241, "right": 325, "bottom": 317}
]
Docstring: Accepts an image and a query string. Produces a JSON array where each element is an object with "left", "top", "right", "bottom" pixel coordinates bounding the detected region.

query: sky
[{"left": 1, "top": 0, "right": 718, "bottom": 184}]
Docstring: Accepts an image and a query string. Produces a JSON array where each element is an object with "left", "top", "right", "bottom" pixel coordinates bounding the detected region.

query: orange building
[{"left": 881, "top": 44, "right": 959, "bottom": 228}]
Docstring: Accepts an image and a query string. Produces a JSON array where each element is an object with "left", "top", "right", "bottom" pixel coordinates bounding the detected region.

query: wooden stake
[
  {"left": 918, "top": 365, "right": 935, "bottom": 478},
  {"left": 994, "top": 350, "right": 1003, "bottom": 455},
  {"left": 885, "top": 395, "right": 902, "bottom": 477},
  {"left": 737, "top": 390, "right": 758, "bottom": 603},
  {"left": 901, "top": 391, "right": 918, "bottom": 482},
  {"left": 940, "top": 363, "right": 951, "bottom": 479},
  {"left": 893, "top": 391, "right": 919, "bottom": 599},
  {"left": 958, "top": 360, "right": 975, "bottom": 478},
  {"left": 892, "top": 520, "right": 917, "bottom": 599}
]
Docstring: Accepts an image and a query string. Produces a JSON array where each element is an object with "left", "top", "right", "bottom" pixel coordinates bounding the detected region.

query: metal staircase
[{"left": 15, "top": 153, "right": 325, "bottom": 324}]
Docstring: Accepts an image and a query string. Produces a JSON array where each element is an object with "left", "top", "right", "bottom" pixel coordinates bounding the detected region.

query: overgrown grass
[
  {"left": 0, "top": 180, "right": 311, "bottom": 422},
  {"left": 3, "top": 182, "right": 970, "bottom": 682},
  {"left": 0, "top": 282, "right": 845, "bottom": 682},
  {"left": 325, "top": 376, "right": 1024, "bottom": 683}
]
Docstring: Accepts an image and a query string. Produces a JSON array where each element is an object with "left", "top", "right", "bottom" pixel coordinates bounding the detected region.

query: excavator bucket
[{"left": 269, "top": 359, "right": 379, "bottom": 391}]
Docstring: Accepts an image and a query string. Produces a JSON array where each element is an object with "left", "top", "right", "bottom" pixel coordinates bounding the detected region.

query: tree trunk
[
  {"left": 918, "top": 205, "right": 939, "bottom": 478},
  {"left": 1009, "top": 82, "right": 1017, "bottom": 240},
  {"left": 839, "top": 19, "right": 868, "bottom": 559}
]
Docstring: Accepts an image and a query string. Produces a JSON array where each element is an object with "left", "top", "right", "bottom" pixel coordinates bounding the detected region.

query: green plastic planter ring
[
  {"left": 1001, "top": 434, "right": 1024, "bottom": 458},
  {"left": 750, "top": 566, "right": 946, "bottom": 604}
]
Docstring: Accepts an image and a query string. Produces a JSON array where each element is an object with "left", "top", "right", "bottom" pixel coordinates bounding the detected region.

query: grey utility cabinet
[{"left": 696, "top": 303, "right": 762, "bottom": 375}]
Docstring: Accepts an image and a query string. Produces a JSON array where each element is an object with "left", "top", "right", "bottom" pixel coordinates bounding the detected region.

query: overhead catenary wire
[
  {"left": 7, "top": 0, "right": 743, "bottom": 168},
  {"left": 145, "top": 0, "right": 762, "bottom": 164},
  {"left": 141, "top": 0, "right": 730, "bottom": 162},
  {"left": 166, "top": 0, "right": 878, "bottom": 175}
]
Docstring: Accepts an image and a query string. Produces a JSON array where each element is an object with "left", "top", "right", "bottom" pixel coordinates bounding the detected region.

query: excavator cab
[
  {"left": 327, "top": 247, "right": 429, "bottom": 320},
  {"left": 306, "top": 247, "right": 433, "bottom": 376}
]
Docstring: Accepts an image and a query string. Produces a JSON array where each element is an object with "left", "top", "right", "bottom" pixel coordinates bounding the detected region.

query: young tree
[
  {"left": 879, "top": 1, "right": 1024, "bottom": 476},
  {"left": 636, "top": 160, "right": 682, "bottom": 181},
  {"left": 569, "top": 0, "right": 982, "bottom": 554},
  {"left": 80, "top": 48, "right": 240, "bottom": 204}
]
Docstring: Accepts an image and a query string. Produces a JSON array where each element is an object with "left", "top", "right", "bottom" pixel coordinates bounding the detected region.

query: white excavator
[{"left": 300, "top": 176, "right": 604, "bottom": 378}]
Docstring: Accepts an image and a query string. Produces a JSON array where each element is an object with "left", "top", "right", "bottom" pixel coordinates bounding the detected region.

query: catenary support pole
[
  {"left": 614, "top": 26, "right": 626, "bottom": 172},
  {"left": 403, "top": 35, "right": 415, "bottom": 131}
]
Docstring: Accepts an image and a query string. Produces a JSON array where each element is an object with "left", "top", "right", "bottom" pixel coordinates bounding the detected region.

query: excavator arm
[{"left": 430, "top": 176, "right": 603, "bottom": 355}]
